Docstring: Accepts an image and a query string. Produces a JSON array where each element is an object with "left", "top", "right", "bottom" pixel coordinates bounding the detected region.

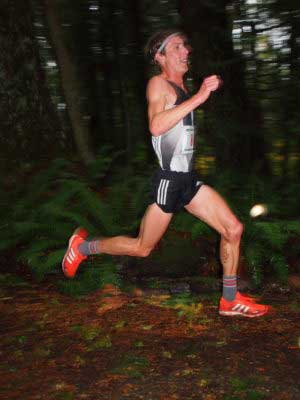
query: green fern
[
  {"left": 284, "top": 220, "right": 300, "bottom": 235},
  {"left": 257, "top": 222, "right": 288, "bottom": 250},
  {"left": 2, "top": 156, "right": 299, "bottom": 293},
  {"left": 99, "top": 261, "right": 122, "bottom": 288},
  {"left": 57, "top": 258, "right": 121, "bottom": 296},
  {"left": 0, "top": 156, "right": 116, "bottom": 280},
  {"left": 171, "top": 213, "right": 215, "bottom": 239},
  {"left": 244, "top": 243, "right": 265, "bottom": 286},
  {"left": 271, "top": 254, "right": 289, "bottom": 282},
  {"left": 57, "top": 265, "right": 103, "bottom": 296},
  {"left": 243, "top": 219, "right": 294, "bottom": 285},
  {"left": 0, "top": 153, "right": 134, "bottom": 291}
]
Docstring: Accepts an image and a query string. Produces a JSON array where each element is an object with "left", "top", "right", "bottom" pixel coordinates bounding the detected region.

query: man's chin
[{"left": 178, "top": 64, "right": 188, "bottom": 72}]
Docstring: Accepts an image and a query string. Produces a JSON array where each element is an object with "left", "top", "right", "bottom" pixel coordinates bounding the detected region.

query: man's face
[{"left": 157, "top": 35, "right": 191, "bottom": 74}]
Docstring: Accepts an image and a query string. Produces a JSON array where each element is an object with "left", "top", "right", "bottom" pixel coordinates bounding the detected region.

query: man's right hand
[{"left": 196, "top": 75, "right": 222, "bottom": 104}]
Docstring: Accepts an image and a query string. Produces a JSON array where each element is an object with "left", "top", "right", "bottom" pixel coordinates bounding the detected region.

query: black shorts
[{"left": 150, "top": 169, "right": 204, "bottom": 213}]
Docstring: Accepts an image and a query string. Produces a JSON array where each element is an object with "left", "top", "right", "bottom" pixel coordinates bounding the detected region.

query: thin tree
[{"left": 44, "top": 0, "right": 94, "bottom": 164}]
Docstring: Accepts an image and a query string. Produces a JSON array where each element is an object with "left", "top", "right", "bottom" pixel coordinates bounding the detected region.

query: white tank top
[{"left": 151, "top": 81, "right": 195, "bottom": 172}]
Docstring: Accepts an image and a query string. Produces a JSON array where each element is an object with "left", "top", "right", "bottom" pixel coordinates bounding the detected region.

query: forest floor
[{"left": 1, "top": 273, "right": 300, "bottom": 400}]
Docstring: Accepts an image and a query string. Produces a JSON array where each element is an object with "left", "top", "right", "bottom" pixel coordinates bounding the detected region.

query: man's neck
[{"left": 161, "top": 71, "right": 185, "bottom": 88}]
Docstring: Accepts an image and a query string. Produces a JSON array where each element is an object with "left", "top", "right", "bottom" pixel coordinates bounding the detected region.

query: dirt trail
[{"left": 1, "top": 277, "right": 300, "bottom": 400}]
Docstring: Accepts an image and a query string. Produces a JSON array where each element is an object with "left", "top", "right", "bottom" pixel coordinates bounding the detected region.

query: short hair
[{"left": 144, "top": 29, "right": 187, "bottom": 64}]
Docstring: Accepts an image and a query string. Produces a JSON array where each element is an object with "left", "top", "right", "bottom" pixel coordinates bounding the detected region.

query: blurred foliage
[
  {"left": 1, "top": 0, "right": 299, "bottom": 174},
  {"left": 211, "top": 169, "right": 300, "bottom": 285},
  {"left": 0, "top": 148, "right": 151, "bottom": 293},
  {"left": 1, "top": 152, "right": 299, "bottom": 290},
  {"left": 172, "top": 171, "right": 300, "bottom": 285}
]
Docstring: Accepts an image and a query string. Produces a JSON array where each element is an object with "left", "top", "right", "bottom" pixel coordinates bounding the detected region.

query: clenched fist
[{"left": 196, "top": 75, "right": 222, "bottom": 104}]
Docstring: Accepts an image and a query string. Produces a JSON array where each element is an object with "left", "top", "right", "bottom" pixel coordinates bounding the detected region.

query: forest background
[{"left": 0, "top": 0, "right": 299, "bottom": 295}]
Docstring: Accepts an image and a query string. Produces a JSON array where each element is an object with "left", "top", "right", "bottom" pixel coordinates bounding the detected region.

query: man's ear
[{"left": 155, "top": 52, "right": 165, "bottom": 66}]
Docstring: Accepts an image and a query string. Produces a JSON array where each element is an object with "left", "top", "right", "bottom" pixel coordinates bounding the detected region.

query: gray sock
[
  {"left": 222, "top": 275, "right": 237, "bottom": 301},
  {"left": 78, "top": 240, "right": 100, "bottom": 256}
]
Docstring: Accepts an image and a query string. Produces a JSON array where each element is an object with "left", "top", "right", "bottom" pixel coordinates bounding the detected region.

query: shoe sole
[
  {"left": 219, "top": 309, "right": 269, "bottom": 318},
  {"left": 62, "top": 228, "right": 88, "bottom": 277}
]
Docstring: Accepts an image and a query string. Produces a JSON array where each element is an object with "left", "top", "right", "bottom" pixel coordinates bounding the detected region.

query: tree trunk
[
  {"left": 108, "top": 2, "right": 132, "bottom": 154},
  {"left": 0, "top": 0, "right": 63, "bottom": 170},
  {"left": 44, "top": 0, "right": 94, "bottom": 165}
]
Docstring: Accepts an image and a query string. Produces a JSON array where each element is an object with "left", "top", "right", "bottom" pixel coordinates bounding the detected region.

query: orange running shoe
[
  {"left": 219, "top": 297, "right": 270, "bottom": 318},
  {"left": 235, "top": 291, "right": 259, "bottom": 303},
  {"left": 62, "top": 227, "right": 89, "bottom": 278}
]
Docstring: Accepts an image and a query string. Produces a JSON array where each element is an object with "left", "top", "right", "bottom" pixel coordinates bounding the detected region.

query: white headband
[{"left": 156, "top": 32, "right": 182, "bottom": 54}]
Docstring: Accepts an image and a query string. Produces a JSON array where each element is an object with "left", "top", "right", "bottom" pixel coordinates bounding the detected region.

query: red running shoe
[
  {"left": 219, "top": 297, "right": 270, "bottom": 318},
  {"left": 235, "top": 291, "right": 259, "bottom": 303},
  {"left": 62, "top": 227, "right": 89, "bottom": 278}
]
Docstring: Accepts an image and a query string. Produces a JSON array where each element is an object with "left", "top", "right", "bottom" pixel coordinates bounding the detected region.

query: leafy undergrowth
[{"left": 1, "top": 273, "right": 300, "bottom": 400}]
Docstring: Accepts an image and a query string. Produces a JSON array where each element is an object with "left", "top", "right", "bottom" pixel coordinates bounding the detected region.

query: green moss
[{"left": 111, "top": 354, "right": 149, "bottom": 378}]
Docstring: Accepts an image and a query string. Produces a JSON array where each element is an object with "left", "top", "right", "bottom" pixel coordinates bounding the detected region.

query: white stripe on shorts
[
  {"left": 157, "top": 179, "right": 165, "bottom": 204},
  {"left": 157, "top": 179, "right": 170, "bottom": 205},
  {"left": 163, "top": 180, "right": 169, "bottom": 204}
]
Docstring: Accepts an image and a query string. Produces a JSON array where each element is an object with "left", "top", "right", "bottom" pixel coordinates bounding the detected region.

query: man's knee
[
  {"left": 139, "top": 247, "right": 153, "bottom": 258},
  {"left": 225, "top": 219, "right": 243, "bottom": 242},
  {"left": 133, "top": 243, "right": 153, "bottom": 258}
]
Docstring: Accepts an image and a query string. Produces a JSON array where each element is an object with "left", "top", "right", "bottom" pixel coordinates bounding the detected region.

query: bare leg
[
  {"left": 185, "top": 185, "right": 272, "bottom": 316},
  {"left": 185, "top": 185, "right": 243, "bottom": 276},
  {"left": 99, "top": 203, "right": 173, "bottom": 257}
]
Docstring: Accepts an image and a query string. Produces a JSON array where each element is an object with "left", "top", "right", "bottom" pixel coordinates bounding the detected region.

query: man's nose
[
  {"left": 184, "top": 43, "right": 192, "bottom": 55},
  {"left": 183, "top": 45, "right": 190, "bottom": 56}
]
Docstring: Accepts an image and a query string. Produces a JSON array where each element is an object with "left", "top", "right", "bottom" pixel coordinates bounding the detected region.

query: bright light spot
[
  {"left": 57, "top": 103, "right": 66, "bottom": 110},
  {"left": 232, "top": 28, "right": 242, "bottom": 35},
  {"left": 89, "top": 5, "right": 99, "bottom": 11},
  {"left": 250, "top": 204, "right": 268, "bottom": 218},
  {"left": 242, "top": 25, "right": 252, "bottom": 33},
  {"left": 47, "top": 61, "right": 57, "bottom": 68},
  {"left": 256, "top": 41, "right": 268, "bottom": 51}
]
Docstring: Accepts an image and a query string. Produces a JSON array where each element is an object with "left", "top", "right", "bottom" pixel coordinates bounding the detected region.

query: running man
[{"left": 62, "top": 29, "right": 270, "bottom": 318}]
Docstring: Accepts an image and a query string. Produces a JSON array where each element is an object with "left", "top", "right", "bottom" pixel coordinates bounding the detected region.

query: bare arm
[{"left": 147, "top": 75, "right": 221, "bottom": 136}]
